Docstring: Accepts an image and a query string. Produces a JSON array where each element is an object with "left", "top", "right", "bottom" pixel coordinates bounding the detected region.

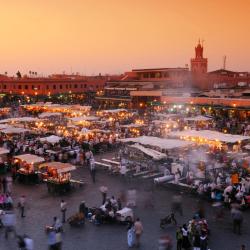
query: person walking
[
  {"left": 181, "top": 224, "right": 191, "bottom": 250},
  {"left": 60, "top": 200, "right": 67, "bottom": 223},
  {"left": 19, "top": 195, "right": 26, "bottom": 218},
  {"left": 232, "top": 207, "right": 243, "bottom": 235},
  {"left": 176, "top": 227, "right": 183, "bottom": 250},
  {"left": 2, "top": 211, "right": 16, "bottom": 239},
  {"left": 134, "top": 218, "right": 143, "bottom": 247},
  {"left": 24, "top": 234, "right": 34, "bottom": 250},
  {"left": 193, "top": 230, "right": 201, "bottom": 250},
  {"left": 100, "top": 186, "right": 108, "bottom": 205},
  {"left": 200, "top": 231, "right": 208, "bottom": 250},
  {"left": 127, "top": 222, "right": 135, "bottom": 248},
  {"left": 90, "top": 157, "right": 96, "bottom": 183},
  {"left": 47, "top": 228, "right": 57, "bottom": 250}
]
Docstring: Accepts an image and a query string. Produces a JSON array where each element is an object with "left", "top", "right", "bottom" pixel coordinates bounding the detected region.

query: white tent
[
  {"left": 80, "top": 128, "right": 91, "bottom": 134},
  {"left": 70, "top": 116, "right": 99, "bottom": 122},
  {"left": 0, "top": 117, "right": 39, "bottom": 123},
  {"left": 184, "top": 116, "right": 212, "bottom": 122},
  {"left": 1, "top": 127, "right": 30, "bottom": 134},
  {"left": 39, "top": 112, "right": 62, "bottom": 118},
  {"left": 155, "top": 113, "right": 179, "bottom": 119},
  {"left": 0, "top": 124, "right": 11, "bottom": 130},
  {"left": 14, "top": 154, "right": 45, "bottom": 164},
  {"left": 101, "top": 109, "right": 127, "bottom": 113},
  {"left": 40, "top": 135, "right": 62, "bottom": 144},
  {"left": 0, "top": 147, "right": 9, "bottom": 155},
  {"left": 120, "top": 124, "right": 145, "bottom": 128},
  {"left": 130, "top": 143, "right": 166, "bottom": 160},
  {"left": 120, "top": 136, "right": 192, "bottom": 150},
  {"left": 169, "top": 130, "right": 250, "bottom": 143}
]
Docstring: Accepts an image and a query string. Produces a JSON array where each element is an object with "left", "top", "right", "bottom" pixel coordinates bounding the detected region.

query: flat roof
[{"left": 132, "top": 67, "right": 189, "bottom": 72}]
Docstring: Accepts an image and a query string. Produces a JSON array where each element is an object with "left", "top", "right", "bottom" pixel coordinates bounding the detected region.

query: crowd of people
[{"left": 0, "top": 103, "right": 249, "bottom": 250}]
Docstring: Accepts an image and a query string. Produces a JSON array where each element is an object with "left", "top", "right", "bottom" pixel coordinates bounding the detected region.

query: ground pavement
[{"left": 0, "top": 153, "right": 249, "bottom": 250}]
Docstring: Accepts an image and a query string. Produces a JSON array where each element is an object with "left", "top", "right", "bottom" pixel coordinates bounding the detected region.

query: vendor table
[
  {"left": 45, "top": 180, "right": 71, "bottom": 195},
  {"left": 17, "top": 171, "right": 39, "bottom": 184}
]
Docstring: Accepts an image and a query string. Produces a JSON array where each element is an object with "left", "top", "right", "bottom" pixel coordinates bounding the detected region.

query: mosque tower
[{"left": 191, "top": 39, "right": 208, "bottom": 74}]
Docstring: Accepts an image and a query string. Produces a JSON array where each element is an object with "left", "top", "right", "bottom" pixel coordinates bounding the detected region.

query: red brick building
[{"left": 0, "top": 74, "right": 121, "bottom": 96}]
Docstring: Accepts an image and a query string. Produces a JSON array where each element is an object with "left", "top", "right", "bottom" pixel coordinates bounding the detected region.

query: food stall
[
  {"left": 14, "top": 154, "right": 45, "bottom": 184},
  {"left": 40, "top": 135, "right": 63, "bottom": 145},
  {"left": 39, "top": 162, "right": 76, "bottom": 194},
  {"left": 0, "top": 148, "right": 10, "bottom": 174},
  {"left": 169, "top": 129, "right": 250, "bottom": 150}
]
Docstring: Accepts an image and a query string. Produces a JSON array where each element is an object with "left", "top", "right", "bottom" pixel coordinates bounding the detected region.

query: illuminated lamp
[{"left": 233, "top": 103, "right": 236, "bottom": 107}]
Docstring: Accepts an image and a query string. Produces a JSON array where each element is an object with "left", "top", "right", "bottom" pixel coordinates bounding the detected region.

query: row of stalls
[
  {"left": 13, "top": 154, "right": 77, "bottom": 194},
  {"left": 118, "top": 130, "right": 250, "bottom": 187}
]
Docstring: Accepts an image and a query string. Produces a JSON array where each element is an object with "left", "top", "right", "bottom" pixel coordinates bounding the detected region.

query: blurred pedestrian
[
  {"left": 171, "top": 194, "right": 183, "bottom": 216},
  {"left": 134, "top": 218, "right": 143, "bottom": 247},
  {"left": 24, "top": 234, "right": 34, "bottom": 250},
  {"left": 90, "top": 157, "right": 96, "bottom": 183},
  {"left": 232, "top": 208, "right": 243, "bottom": 235},
  {"left": 127, "top": 222, "right": 135, "bottom": 248},
  {"left": 100, "top": 186, "right": 108, "bottom": 205},
  {"left": 181, "top": 224, "right": 191, "bottom": 250},
  {"left": 19, "top": 195, "right": 26, "bottom": 218},
  {"left": 2, "top": 211, "right": 16, "bottom": 239},
  {"left": 176, "top": 227, "right": 183, "bottom": 250},
  {"left": 60, "top": 200, "right": 67, "bottom": 223},
  {"left": 200, "top": 231, "right": 208, "bottom": 250}
]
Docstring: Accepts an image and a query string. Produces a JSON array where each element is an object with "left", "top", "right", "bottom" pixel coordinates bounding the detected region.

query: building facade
[{"left": 0, "top": 74, "right": 120, "bottom": 96}]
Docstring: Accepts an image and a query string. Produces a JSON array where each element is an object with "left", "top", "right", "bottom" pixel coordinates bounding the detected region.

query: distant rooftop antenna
[{"left": 223, "top": 56, "right": 227, "bottom": 70}]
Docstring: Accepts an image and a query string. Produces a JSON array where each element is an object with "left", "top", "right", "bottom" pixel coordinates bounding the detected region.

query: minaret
[{"left": 191, "top": 40, "right": 208, "bottom": 74}]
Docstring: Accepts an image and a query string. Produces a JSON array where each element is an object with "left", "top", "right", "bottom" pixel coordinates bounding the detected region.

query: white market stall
[
  {"left": 14, "top": 154, "right": 45, "bottom": 183},
  {"left": 1, "top": 127, "right": 30, "bottom": 134},
  {"left": 129, "top": 143, "right": 166, "bottom": 160},
  {"left": 39, "top": 162, "right": 76, "bottom": 194},
  {"left": 39, "top": 112, "right": 62, "bottom": 118},
  {"left": 40, "top": 135, "right": 63, "bottom": 144},
  {"left": 169, "top": 130, "right": 250, "bottom": 147},
  {"left": 184, "top": 116, "right": 212, "bottom": 122},
  {"left": 120, "top": 136, "right": 193, "bottom": 151}
]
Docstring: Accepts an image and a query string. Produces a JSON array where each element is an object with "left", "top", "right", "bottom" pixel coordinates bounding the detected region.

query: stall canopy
[
  {"left": 39, "top": 162, "right": 76, "bottom": 173},
  {"left": 169, "top": 130, "right": 250, "bottom": 143},
  {"left": 120, "top": 124, "right": 145, "bottom": 128},
  {"left": 0, "top": 147, "right": 10, "bottom": 155},
  {"left": 184, "top": 116, "right": 212, "bottom": 122},
  {"left": 155, "top": 113, "right": 179, "bottom": 119},
  {"left": 101, "top": 109, "right": 127, "bottom": 113},
  {"left": 14, "top": 154, "right": 45, "bottom": 164},
  {"left": 129, "top": 143, "right": 166, "bottom": 160},
  {"left": 1, "top": 127, "right": 30, "bottom": 134},
  {"left": 70, "top": 116, "right": 99, "bottom": 122},
  {"left": 39, "top": 112, "right": 62, "bottom": 118},
  {"left": 0, "top": 124, "right": 11, "bottom": 130},
  {"left": 120, "top": 136, "right": 192, "bottom": 150},
  {"left": 40, "top": 135, "right": 62, "bottom": 144},
  {"left": 0, "top": 117, "right": 39, "bottom": 123}
]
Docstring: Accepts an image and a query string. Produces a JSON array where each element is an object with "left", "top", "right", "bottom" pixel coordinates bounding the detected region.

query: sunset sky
[{"left": 0, "top": 0, "right": 249, "bottom": 76}]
